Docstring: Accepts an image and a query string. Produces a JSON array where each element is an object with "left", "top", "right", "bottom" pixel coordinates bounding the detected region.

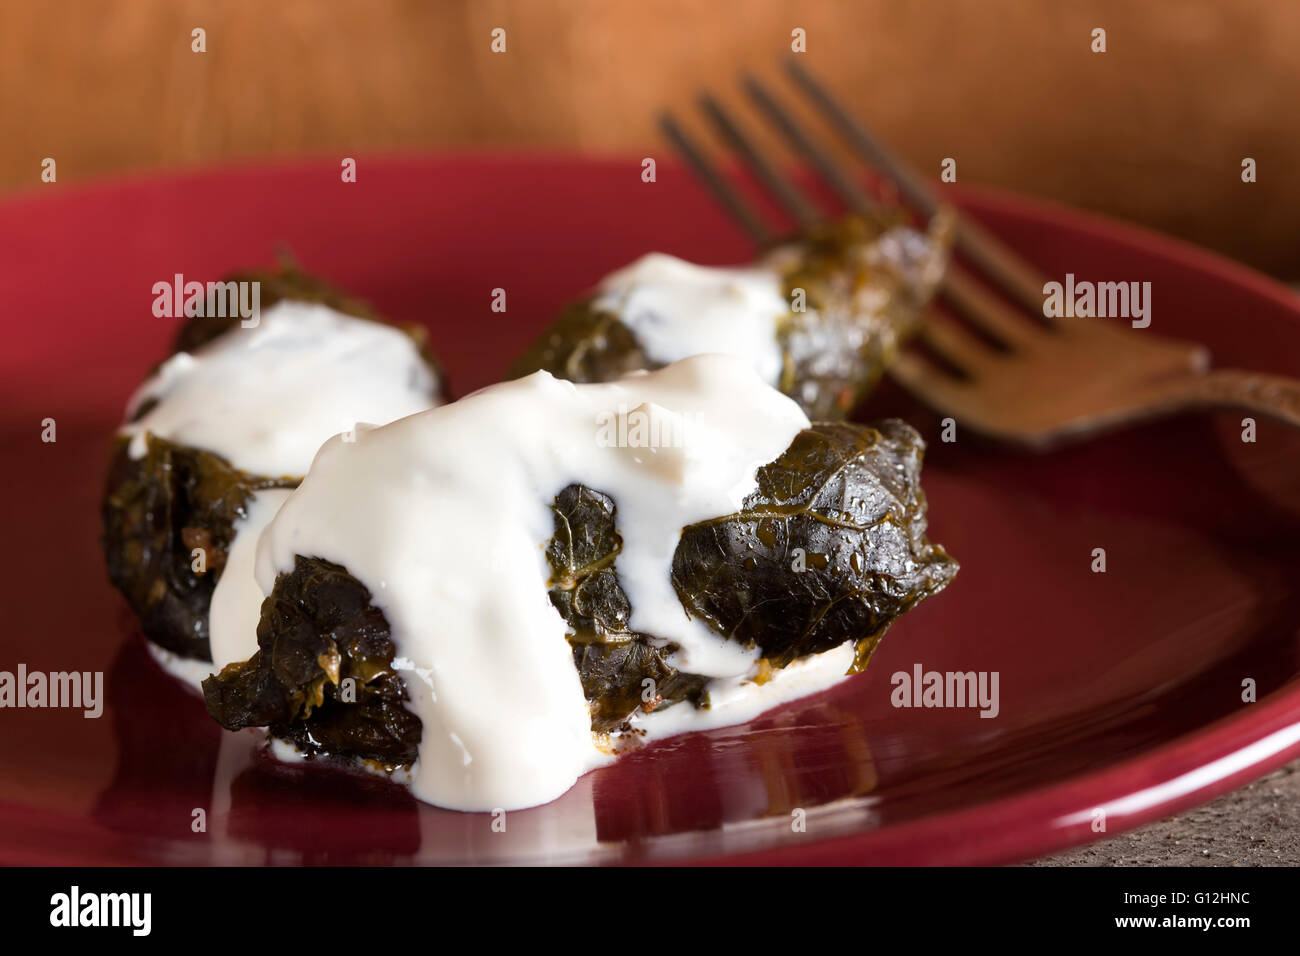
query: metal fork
[{"left": 660, "top": 60, "right": 1300, "bottom": 448}]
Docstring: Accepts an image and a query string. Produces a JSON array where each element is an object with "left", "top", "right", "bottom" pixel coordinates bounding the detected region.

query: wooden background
[{"left": 3, "top": 0, "right": 1297, "bottom": 275}]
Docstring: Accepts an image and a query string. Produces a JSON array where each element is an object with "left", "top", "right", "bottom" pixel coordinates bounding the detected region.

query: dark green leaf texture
[
  {"left": 194, "top": 422, "right": 955, "bottom": 771},
  {"left": 202, "top": 556, "right": 421, "bottom": 767},
  {"left": 545, "top": 484, "right": 709, "bottom": 731},
  {"left": 510, "top": 214, "right": 948, "bottom": 420},
  {"left": 101, "top": 435, "right": 295, "bottom": 660},
  {"left": 775, "top": 215, "right": 946, "bottom": 419},
  {"left": 671, "top": 420, "right": 957, "bottom": 669},
  {"left": 102, "top": 267, "right": 443, "bottom": 662},
  {"left": 508, "top": 298, "right": 652, "bottom": 385}
]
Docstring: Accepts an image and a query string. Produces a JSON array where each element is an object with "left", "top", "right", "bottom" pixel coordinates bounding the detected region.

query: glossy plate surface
[{"left": 2, "top": 155, "right": 1299, "bottom": 865}]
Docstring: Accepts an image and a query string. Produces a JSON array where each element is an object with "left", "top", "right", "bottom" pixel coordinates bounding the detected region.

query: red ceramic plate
[{"left": 2, "top": 155, "right": 1300, "bottom": 865}]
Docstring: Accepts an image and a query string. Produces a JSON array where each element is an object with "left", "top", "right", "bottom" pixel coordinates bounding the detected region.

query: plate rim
[{"left": 3, "top": 153, "right": 1299, "bottom": 866}]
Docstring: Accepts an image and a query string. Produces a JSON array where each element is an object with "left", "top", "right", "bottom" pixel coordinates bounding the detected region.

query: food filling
[{"left": 202, "top": 356, "right": 956, "bottom": 811}]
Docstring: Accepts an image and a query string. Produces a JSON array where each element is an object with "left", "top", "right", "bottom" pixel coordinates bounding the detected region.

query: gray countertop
[{"left": 1030, "top": 760, "right": 1300, "bottom": 866}]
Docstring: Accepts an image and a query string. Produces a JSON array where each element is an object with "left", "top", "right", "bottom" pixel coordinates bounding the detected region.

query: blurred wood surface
[{"left": 2, "top": 0, "right": 1297, "bottom": 275}]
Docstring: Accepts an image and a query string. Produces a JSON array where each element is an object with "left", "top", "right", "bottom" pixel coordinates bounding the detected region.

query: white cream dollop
[
  {"left": 591, "top": 254, "right": 789, "bottom": 388},
  {"left": 122, "top": 300, "right": 438, "bottom": 478},
  {"left": 124, "top": 300, "right": 440, "bottom": 683},
  {"left": 209, "top": 488, "right": 294, "bottom": 675},
  {"left": 251, "top": 355, "right": 817, "bottom": 811}
]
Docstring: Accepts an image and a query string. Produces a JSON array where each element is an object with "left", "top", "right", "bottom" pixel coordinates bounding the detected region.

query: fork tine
[
  {"left": 697, "top": 92, "right": 823, "bottom": 230},
  {"left": 887, "top": 349, "right": 971, "bottom": 410},
  {"left": 784, "top": 59, "right": 939, "bottom": 219},
  {"left": 658, "top": 112, "right": 774, "bottom": 245},
  {"left": 943, "top": 267, "right": 1047, "bottom": 349},
  {"left": 784, "top": 59, "right": 1049, "bottom": 318},
  {"left": 915, "top": 311, "right": 1003, "bottom": 377},
  {"left": 741, "top": 73, "right": 880, "bottom": 216}
]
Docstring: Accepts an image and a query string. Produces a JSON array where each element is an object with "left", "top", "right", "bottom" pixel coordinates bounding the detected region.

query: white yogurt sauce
[
  {"left": 208, "top": 488, "right": 295, "bottom": 676},
  {"left": 146, "top": 490, "right": 296, "bottom": 689},
  {"left": 145, "top": 641, "right": 218, "bottom": 692},
  {"left": 123, "top": 300, "right": 440, "bottom": 682},
  {"left": 247, "top": 355, "right": 853, "bottom": 811},
  {"left": 591, "top": 254, "right": 789, "bottom": 388},
  {"left": 634, "top": 642, "right": 856, "bottom": 740},
  {"left": 122, "top": 300, "right": 438, "bottom": 478}
]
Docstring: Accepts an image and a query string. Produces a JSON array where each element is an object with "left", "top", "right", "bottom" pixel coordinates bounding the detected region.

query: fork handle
[{"left": 1167, "top": 369, "right": 1300, "bottom": 429}]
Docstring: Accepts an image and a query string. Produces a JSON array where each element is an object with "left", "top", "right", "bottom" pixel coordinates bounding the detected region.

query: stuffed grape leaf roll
[
  {"left": 201, "top": 356, "right": 955, "bottom": 810},
  {"left": 512, "top": 212, "right": 951, "bottom": 419},
  {"left": 102, "top": 267, "right": 443, "bottom": 666}
]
